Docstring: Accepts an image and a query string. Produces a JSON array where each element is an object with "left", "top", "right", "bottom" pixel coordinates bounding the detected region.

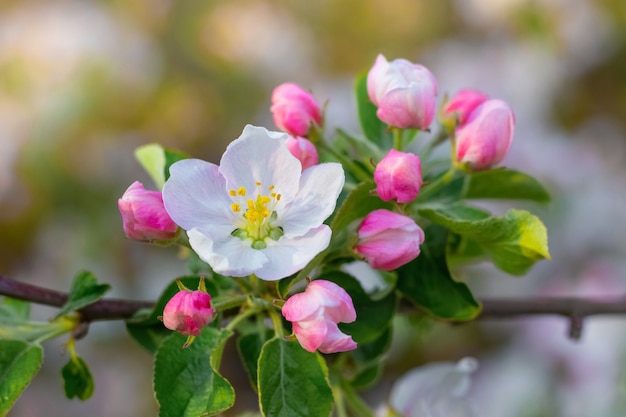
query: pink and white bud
[
  {"left": 455, "top": 99, "right": 515, "bottom": 171},
  {"left": 118, "top": 181, "right": 178, "bottom": 242},
  {"left": 286, "top": 136, "right": 319, "bottom": 170},
  {"left": 374, "top": 149, "right": 422, "bottom": 203},
  {"left": 282, "top": 280, "right": 357, "bottom": 354},
  {"left": 162, "top": 289, "right": 214, "bottom": 336},
  {"left": 366, "top": 54, "right": 438, "bottom": 129},
  {"left": 271, "top": 82, "right": 322, "bottom": 137},
  {"left": 443, "top": 89, "right": 490, "bottom": 126},
  {"left": 354, "top": 209, "right": 425, "bottom": 271}
]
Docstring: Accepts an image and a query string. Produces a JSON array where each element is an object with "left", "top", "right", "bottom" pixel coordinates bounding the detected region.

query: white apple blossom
[
  {"left": 162, "top": 125, "right": 344, "bottom": 281},
  {"left": 389, "top": 357, "right": 479, "bottom": 417}
]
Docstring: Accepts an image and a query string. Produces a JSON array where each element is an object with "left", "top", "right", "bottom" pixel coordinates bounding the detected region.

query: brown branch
[
  {"left": 0, "top": 275, "right": 153, "bottom": 321},
  {"left": 3, "top": 275, "right": 626, "bottom": 340}
]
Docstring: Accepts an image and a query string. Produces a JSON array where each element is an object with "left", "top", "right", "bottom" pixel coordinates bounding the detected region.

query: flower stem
[
  {"left": 340, "top": 379, "right": 376, "bottom": 417},
  {"left": 225, "top": 306, "right": 261, "bottom": 332},
  {"left": 268, "top": 307, "right": 285, "bottom": 338},
  {"left": 213, "top": 294, "right": 248, "bottom": 313},
  {"left": 392, "top": 127, "right": 403, "bottom": 150}
]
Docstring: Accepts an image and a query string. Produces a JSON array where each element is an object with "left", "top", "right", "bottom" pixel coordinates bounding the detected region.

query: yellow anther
[
  {"left": 255, "top": 181, "right": 262, "bottom": 186},
  {"left": 269, "top": 185, "right": 275, "bottom": 191},
  {"left": 276, "top": 194, "right": 282, "bottom": 201},
  {"left": 237, "top": 187, "right": 246, "bottom": 196},
  {"left": 231, "top": 203, "right": 241, "bottom": 213},
  {"left": 229, "top": 190, "right": 237, "bottom": 196}
]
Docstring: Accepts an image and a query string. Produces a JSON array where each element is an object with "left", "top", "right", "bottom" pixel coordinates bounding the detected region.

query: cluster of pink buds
[
  {"left": 271, "top": 82, "right": 321, "bottom": 170},
  {"left": 443, "top": 89, "right": 515, "bottom": 171}
]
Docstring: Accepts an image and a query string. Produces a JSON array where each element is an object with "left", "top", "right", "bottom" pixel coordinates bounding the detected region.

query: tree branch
[
  {"left": 0, "top": 275, "right": 153, "bottom": 321},
  {"left": 3, "top": 275, "right": 626, "bottom": 340}
]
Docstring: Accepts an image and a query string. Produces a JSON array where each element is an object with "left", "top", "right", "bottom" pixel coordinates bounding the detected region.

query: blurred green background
[{"left": 2, "top": 0, "right": 626, "bottom": 416}]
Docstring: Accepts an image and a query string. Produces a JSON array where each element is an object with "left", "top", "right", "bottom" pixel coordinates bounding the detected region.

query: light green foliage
[
  {"left": 464, "top": 168, "right": 551, "bottom": 202},
  {"left": 55, "top": 271, "right": 111, "bottom": 319},
  {"left": 419, "top": 206, "right": 551, "bottom": 275}
]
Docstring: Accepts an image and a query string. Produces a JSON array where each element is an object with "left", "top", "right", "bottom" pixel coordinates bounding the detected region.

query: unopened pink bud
[
  {"left": 162, "top": 289, "right": 214, "bottom": 336},
  {"left": 443, "top": 89, "right": 490, "bottom": 126},
  {"left": 374, "top": 149, "right": 422, "bottom": 203},
  {"left": 366, "top": 54, "right": 438, "bottom": 129},
  {"left": 455, "top": 99, "right": 515, "bottom": 171},
  {"left": 355, "top": 209, "right": 425, "bottom": 271},
  {"left": 282, "top": 280, "right": 357, "bottom": 354},
  {"left": 286, "top": 136, "right": 319, "bottom": 170},
  {"left": 118, "top": 181, "right": 178, "bottom": 242},
  {"left": 271, "top": 83, "right": 322, "bottom": 137}
]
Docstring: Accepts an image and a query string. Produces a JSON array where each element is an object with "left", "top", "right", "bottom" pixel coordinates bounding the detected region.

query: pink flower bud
[
  {"left": 455, "top": 99, "right": 515, "bottom": 171},
  {"left": 354, "top": 209, "right": 425, "bottom": 271},
  {"left": 271, "top": 82, "right": 322, "bottom": 137},
  {"left": 443, "top": 89, "right": 490, "bottom": 126},
  {"left": 374, "top": 149, "right": 422, "bottom": 203},
  {"left": 366, "top": 54, "right": 438, "bottom": 129},
  {"left": 162, "top": 289, "right": 214, "bottom": 336},
  {"left": 118, "top": 181, "right": 178, "bottom": 242},
  {"left": 286, "top": 136, "right": 319, "bottom": 170},
  {"left": 282, "top": 280, "right": 357, "bottom": 354}
]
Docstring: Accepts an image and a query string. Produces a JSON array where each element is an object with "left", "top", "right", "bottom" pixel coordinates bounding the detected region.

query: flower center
[{"left": 229, "top": 182, "right": 284, "bottom": 249}]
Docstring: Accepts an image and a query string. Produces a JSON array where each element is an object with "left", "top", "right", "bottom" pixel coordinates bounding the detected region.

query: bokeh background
[{"left": 2, "top": 0, "right": 626, "bottom": 415}]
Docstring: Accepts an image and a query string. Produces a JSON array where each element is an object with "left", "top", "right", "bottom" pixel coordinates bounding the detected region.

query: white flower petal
[
  {"left": 163, "top": 159, "right": 237, "bottom": 230},
  {"left": 220, "top": 125, "right": 301, "bottom": 206},
  {"left": 254, "top": 225, "right": 332, "bottom": 280},
  {"left": 389, "top": 357, "right": 479, "bottom": 417},
  {"left": 278, "top": 162, "right": 344, "bottom": 237},
  {"left": 188, "top": 228, "right": 268, "bottom": 277}
]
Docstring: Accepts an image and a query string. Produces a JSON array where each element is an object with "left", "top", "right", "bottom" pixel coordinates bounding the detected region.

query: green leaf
[
  {"left": 154, "top": 328, "right": 235, "bottom": 417},
  {"left": 350, "top": 362, "right": 383, "bottom": 390},
  {"left": 135, "top": 143, "right": 189, "bottom": 189},
  {"left": 330, "top": 181, "right": 392, "bottom": 232},
  {"left": 135, "top": 143, "right": 167, "bottom": 189},
  {"left": 355, "top": 72, "right": 392, "bottom": 147},
  {"left": 465, "top": 168, "right": 550, "bottom": 202},
  {"left": 0, "top": 340, "right": 43, "bottom": 417},
  {"left": 0, "top": 298, "right": 30, "bottom": 321},
  {"left": 54, "top": 271, "right": 110, "bottom": 319},
  {"left": 397, "top": 225, "right": 481, "bottom": 321},
  {"left": 418, "top": 206, "right": 551, "bottom": 275},
  {"left": 258, "top": 338, "right": 333, "bottom": 417},
  {"left": 61, "top": 354, "right": 94, "bottom": 400},
  {"left": 126, "top": 276, "right": 218, "bottom": 353},
  {"left": 321, "top": 271, "right": 396, "bottom": 345},
  {"left": 350, "top": 325, "right": 392, "bottom": 368},
  {"left": 237, "top": 328, "right": 273, "bottom": 391}
]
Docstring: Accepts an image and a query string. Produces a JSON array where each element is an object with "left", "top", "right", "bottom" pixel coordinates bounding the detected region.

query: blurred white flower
[{"left": 388, "top": 357, "right": 479, "bottom": 417}]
